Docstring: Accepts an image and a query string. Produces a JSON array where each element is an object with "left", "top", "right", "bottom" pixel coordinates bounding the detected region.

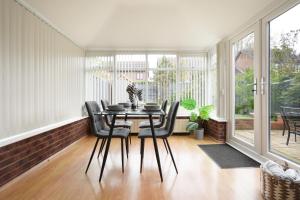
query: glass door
[
  {"left": 262, "top": 3, "right": 300, "bottom": 165},
  {"left": 230, "top": 23, "right": 261, "bottom": 152}
]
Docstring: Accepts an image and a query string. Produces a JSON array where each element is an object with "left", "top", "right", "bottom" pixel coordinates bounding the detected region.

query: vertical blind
[
  {"left": 85, "top": 52, "right": 216, "bottom": 110},
  {"left": 85, "top": 55, "right": 113, "bottom": 104},
  {"left": 178, "top": 55, "right": 208, "bottom": 106},
  {"left": 147, "top": 55, "right": 177, "bottom": 104},
  {"left": 114, "top": 54, "right": 147, "bottom": 103},
  {"left": 0, "top": 0, "right": 85, "bottom": 140}
]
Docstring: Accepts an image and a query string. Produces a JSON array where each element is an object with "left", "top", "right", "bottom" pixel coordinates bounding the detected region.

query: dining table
[{"left": 95, "top": 108, "right": 165, "bottom": 182}]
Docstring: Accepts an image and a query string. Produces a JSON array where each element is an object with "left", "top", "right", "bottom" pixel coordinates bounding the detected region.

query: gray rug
[{"left": 198, "top": 144, "right": 260, "bottom": 168}]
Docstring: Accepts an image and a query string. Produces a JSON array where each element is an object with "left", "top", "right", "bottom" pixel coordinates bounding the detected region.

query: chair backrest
[
  {"left": 282, "top": 106, "right": 300, "bottom": 129},
  {"left": 159, "top": 99, "right": 168, "bottom": 123},
  {"left": 85, "top": 101, "right": 106, "bottom": 135},
  {"left": 101, "top": 100, "right": 112, "bottom": 123},
  {"left": 101, "top": 100, "right": 110, "bottom": 110},
  {"left": 280, "top": 107, "right": 290, "bottom": 129},
  {"left": 164, "top": 101, "right": 179, "bottom": 136}
]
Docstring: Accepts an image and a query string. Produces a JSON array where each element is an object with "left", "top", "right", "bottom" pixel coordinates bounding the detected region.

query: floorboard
[{"left": 0, "top": 135, "right": 263, "bottom": 200}]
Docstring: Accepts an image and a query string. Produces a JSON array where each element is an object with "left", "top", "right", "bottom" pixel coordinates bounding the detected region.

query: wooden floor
[{"left": 0, "top": 135, "right": 263, "bottom": 200}]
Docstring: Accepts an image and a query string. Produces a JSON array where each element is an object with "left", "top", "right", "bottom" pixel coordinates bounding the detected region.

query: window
[
  {"left": 232, "top": 33, "right": 255, "bottom": 144},
  {"left": 85, "top": 52, "right": 216, "bottom": 114},
  {"left": 85, "top": 55, "right": 113, "bottom": 104},
  {"left": 147, "top": 54, "right": 177, "bottom": 104},
  {"left": 136, "top": 73, "right": 144, "bottom": 80},
  {"left": 178, "top": 55, "right": 208, "bottom": 105},
  {"left": 115, "top": 54, "right": 147, "bottom": 104},
  {"left": 268, "top": 4, "right": 300, "bottom": 164}
]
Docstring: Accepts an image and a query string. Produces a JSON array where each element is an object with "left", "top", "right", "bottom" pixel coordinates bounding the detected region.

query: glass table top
[{"left": 96, "top": 108, "right": 165, "bottom": 116}]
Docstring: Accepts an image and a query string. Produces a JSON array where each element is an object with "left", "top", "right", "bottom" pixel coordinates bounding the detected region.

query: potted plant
[{"left": 181, "top": 99, "right": 214, "bottom": 139}]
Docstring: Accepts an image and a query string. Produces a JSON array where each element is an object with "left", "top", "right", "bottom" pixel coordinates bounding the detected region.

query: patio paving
[{"left": 235, "top": 130, "right": 300, "bottom": 164}]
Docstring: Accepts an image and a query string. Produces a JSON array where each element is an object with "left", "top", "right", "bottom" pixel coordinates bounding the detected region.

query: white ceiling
[{"left": 22, "top": 0, "right": 276, "bottom": 50}]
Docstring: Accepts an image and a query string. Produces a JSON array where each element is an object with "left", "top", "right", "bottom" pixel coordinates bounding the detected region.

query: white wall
[{"left": 0, "top": 0, "right": 85, "bottom": 141}]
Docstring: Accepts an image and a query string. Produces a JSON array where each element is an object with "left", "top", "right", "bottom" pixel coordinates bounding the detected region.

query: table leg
[
  {"left": 125, "top": 114, "right": 132, "bottom": 144},
  {"left": 99, "top": 114, "right": 116, "bottom": 182},
  {"left": 149, "top": 114, "right": 163, "bottom": 182}
]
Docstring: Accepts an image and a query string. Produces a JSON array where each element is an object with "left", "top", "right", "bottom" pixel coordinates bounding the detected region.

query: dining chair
[
  {"left": 138, "top": 101, "right": 179, "bottom": 174},
  {"left": 283, "top": 107, "right": 300, "bottom": 145},
  {"left": 101, "top": 100, "right": 133, "bottom": 143},
  {"left": 139, "top": 100, "right": 168, "bottom": 128},
  {"left": 139, "top": 100, "right": 169, "bottom": 153},
  {"left": 85, "top": 101, "right": 130, "bottom": 174},
  {"left": 280, "top": 107, "right": 288, "bottom": 136}
]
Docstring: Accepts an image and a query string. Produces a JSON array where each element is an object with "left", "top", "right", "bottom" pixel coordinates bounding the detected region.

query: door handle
[
  {"left": 261, "top": 77, "right": 266, "bottom": 95},
  {"left": 251, "top": 78, "right": 257, "bottom": 95}
]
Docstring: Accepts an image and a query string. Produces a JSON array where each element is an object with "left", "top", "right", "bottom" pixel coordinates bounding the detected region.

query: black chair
[
  {"left": 139, "top": 100, "right": 168, "bottom": 128},
  {"left": 280, "top": 107, "right": 288, "bottom": 136},
  {"left": 138, "top": 101, "right": 179, "bottom": 174},
  {"left": 101, "top": 100, "right": 133, "bottom": 143},
  {"left": 281, "top": 107, "right": 300, "bottom": 145},
  {"left": 85, "top": 101, "right": 130, "bottom": 174},
  {"left": 101, "top": 100, "right": 133, "bottom": 128},
  {"left": 139, "top": 100, "right": 169, "bottom": 153}
]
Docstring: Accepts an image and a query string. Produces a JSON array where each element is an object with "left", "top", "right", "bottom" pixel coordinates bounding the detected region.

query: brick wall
[
  {"left": 0, "top": 118, "right": 90, "bottom": 187},
  {"left": 206, "top": 119, "right": 226, "bottom": 142},
  {"left": 235, "top": 118, "right": 284, "bottom": 130},
  {"left": 235, "top": 119, "right": 254, "bottom": 130}
]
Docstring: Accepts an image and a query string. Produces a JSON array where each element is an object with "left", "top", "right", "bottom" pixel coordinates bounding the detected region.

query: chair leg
[
  {"left": 140, "top": 138, "right": 145, "bottom": 173},
  {"left": 163, "top": 139, "right": 169, "bottom": 154},
  {"left": 99, "top": 114, "right": 116, "bottom": 182},
  {"left": 121, "top": 138, "right": 124, "bottom": 173},
  {"left": 165, "top": 138, "right": 178, "bottom": 174},
  {"left": 282, "top": 127, "right": 285, "bottom": 136},
  {"left": 101, "top": 138, "right": 107, "bottom": 154},
  {"left": 286, "top": 131, "right": 291, "bottom": 145},
  {"left": 97, "top": 138, "right": 106, "bottom": 158},
  {"left": 85, "top": 137, "right": 100, "bottom": 173},
  {"left": 129, "top": 131, "right": 132, "bottom": 144},
  {"left": 125, "top": 138, "right": 129, "bottom": 159}
]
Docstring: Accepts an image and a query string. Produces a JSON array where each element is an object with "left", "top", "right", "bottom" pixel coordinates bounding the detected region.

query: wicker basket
[{"left": 261, "top": 166, "right": 300, "bottom": 200}]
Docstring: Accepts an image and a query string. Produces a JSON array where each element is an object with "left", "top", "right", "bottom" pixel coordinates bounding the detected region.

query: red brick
[
  {"left": 206, "top": 119, "right": 226, "bottom": 142},
  {"left": 0, "top": 118, "right": 90, "bottom": 187}
]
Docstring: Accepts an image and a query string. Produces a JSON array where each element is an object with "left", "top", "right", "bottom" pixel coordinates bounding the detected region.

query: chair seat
[
  {"left": 112, "top": 120, "right": 133, "bottom": 128},
  {"left": 139, "top": 120, "right": 161, "bottom": 128},
  {"left": 97, "top": 128, "right": 130, "bottom": 138},
  {"left": 138, "top": 128, "right": 168, "bottom": 138},
  {"left": 289, "top": 122, "right": 300, "bottom": 130},
  {"left": 294, "top": 122, "right": 300, "bottom": 127}
]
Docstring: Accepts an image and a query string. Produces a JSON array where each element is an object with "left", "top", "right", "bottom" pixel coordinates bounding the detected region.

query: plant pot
[{"left": 195, "top": 128, "right": 204, "bottom": 140}]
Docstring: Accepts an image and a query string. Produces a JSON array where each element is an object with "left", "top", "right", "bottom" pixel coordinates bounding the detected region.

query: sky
[{"left": 270, "top": 3, "right": 300, "bottom": 53}]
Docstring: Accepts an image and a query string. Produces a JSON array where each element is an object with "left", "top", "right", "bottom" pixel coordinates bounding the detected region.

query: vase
[
  {"left": 131, "top": 103, "right": 137, "bottom": 110},
  {"left": 195, "top": 128, "right": 204, "bottom": 140}
]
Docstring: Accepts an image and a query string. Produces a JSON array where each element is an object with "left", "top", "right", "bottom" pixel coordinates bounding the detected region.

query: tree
[
  {"left": 235, "top": 68, "right": 254, "bottom": 115},
  {"left": 152, "top": 56, "right": 176, "bottom": 103},
  {"left": 281, "top": 73, "right": 300, "bottom": 106},
  {"left": 234, "top": 29, "right": 300, "bottom": 117},
  {"left": 270, "top": 29, "right": 300, "bottom": 113}
]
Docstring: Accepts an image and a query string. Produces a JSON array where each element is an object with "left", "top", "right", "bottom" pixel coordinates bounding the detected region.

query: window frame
[
  {"left": 261, "top": 0, "right": 300, "bottom": 169},
  {"left": 85, "top": 51, "right": 217, "bottom": 116}
]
